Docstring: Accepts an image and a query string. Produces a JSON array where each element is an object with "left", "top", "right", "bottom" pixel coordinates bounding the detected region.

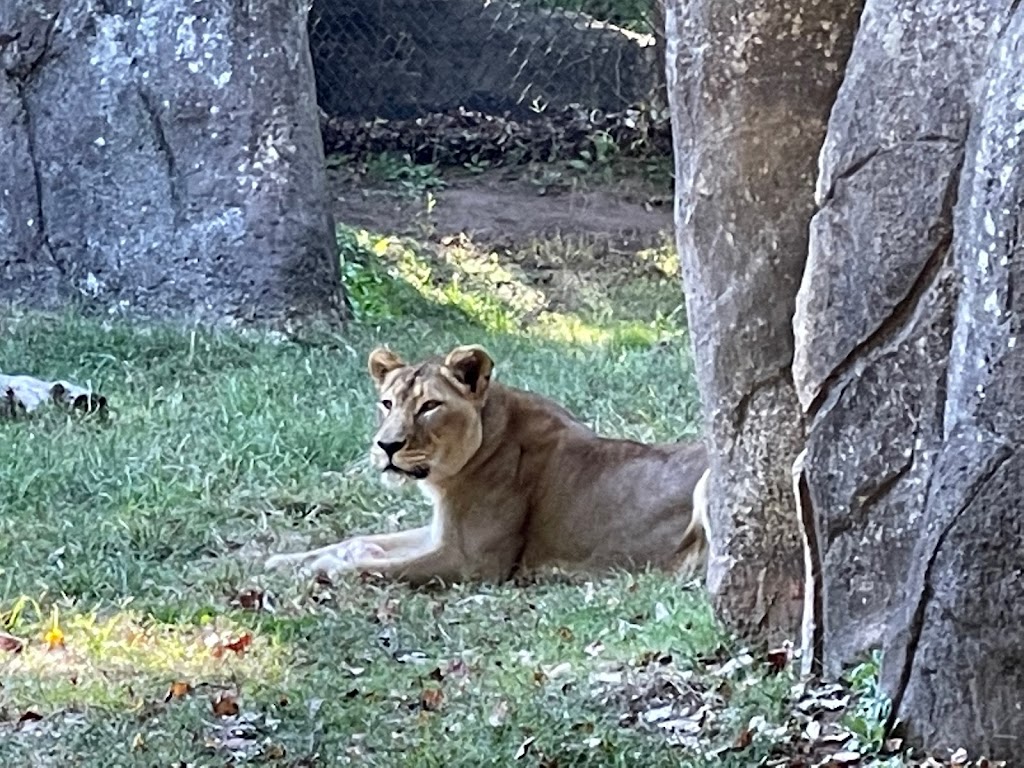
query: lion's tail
[{"left": 676, "top": 468, "right": 711, "bottom": 574}]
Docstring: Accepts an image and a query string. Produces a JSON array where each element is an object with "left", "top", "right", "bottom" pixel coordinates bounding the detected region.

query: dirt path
[{"left": 329, "top": 165, "right": 673, "bottom": 250}]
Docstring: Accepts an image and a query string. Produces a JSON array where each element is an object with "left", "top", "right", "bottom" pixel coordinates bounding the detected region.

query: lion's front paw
[
  {"left": 265, "top": 539, "right": 387, "bottom": 579},
  {"left": 306, "top": 540, "right": 387, "bottom": 577},
  {"left": 341, "top": 539, "right": 387, "bottom": 563}
]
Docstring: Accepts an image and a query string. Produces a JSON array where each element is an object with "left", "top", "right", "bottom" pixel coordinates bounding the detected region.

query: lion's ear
[
  {"left": 444, "top": 345, "right": 494, "bottom": 396},
  {"left": 368, "top": 347, "right": 405, "bottom": 387}
]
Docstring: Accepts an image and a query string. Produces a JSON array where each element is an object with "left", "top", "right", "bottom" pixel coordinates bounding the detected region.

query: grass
[{"left": 0, "top": 201, "right": 891, "bottom": 764}]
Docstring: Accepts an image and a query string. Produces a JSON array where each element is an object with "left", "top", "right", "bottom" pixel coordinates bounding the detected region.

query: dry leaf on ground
[
  {"left": 212, "top": 690, "right": 240, "bottom": 717},
  {"left": 420, "top": 687, "right": 444, "bottom": 712},
  {"left": 165, "top": 681, "right": 192, "bottom": 701},
  {"left": 0, "top": 632, "right": 25, "bottom": 653}
]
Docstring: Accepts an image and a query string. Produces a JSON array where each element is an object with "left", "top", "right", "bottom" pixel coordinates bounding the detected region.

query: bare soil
[{"left": 329, "top": 164, "right": 673, "bottom": 251}]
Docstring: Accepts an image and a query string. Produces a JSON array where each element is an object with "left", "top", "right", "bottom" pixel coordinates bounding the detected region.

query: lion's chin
[
  {"left": 379, "top": 464, "right": 430, "bottom": 487},
  {"left": 379, "top": 470, "right": 410, "bottom": 488}
]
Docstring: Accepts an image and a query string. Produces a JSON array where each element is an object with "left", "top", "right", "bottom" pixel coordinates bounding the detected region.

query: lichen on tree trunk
[{"left": 0, "top": 0, "right": 343, "bottom": 326}]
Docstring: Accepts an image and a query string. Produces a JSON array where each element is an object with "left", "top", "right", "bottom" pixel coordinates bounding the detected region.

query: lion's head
[{"left": 366, "top": 344, "right": 494, "bottom": 484}]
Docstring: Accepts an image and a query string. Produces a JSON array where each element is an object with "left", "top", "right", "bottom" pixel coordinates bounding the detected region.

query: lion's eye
[
  {"left": 418, "top": 400, "right": 442, "bottom": 416},
  {"left": 380, "top": 399, "right": 392, "bottom": 411}
]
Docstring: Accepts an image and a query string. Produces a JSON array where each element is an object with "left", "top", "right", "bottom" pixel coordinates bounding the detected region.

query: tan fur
[{"left": 265, "top": 344, "right": 710, "bottom": 585}]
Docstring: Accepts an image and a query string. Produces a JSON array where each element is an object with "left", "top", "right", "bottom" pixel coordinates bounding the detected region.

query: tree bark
[
  {"left": 792, "top": 0, "right": 1015, "bottom": 678},
  {"left": 880, "top": 6, "right": 1024, "bottom": 755},
  {"left": 664, "top": 0, "right": 862, "bottom": 641},
  {"left": 0, "top": 0, "right": 342, "bottom": 326},
  {"left": 667, "top": 0, "right": 1024, "bottom": 756}
]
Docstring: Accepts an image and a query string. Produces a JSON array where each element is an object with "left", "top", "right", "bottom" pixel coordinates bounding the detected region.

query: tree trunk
[
  {"left": 0, "top": 0, "right": 342, "bottom": 326},
  {"left": 792, "top": 0, "right": 1014, "bottom": 678},
  {"left": 879, "top": 6, "right": 1024, "bottom": 755},
  {"left": 664, "top": 0, "right": 862, "bottom": 641}
]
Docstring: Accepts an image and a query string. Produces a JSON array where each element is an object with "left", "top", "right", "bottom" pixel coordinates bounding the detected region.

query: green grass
[{"left": 0, "top": 226, "right": 862, "bottom": 764}]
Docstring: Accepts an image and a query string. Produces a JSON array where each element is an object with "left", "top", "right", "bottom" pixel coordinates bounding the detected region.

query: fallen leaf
[
  {"left": 223, "top": 632, "right": 253, "bottom": 655},
  {"left": 43, "top": 626, "right": 64, "bottom": 651},
  {"left": 445, "top": 657, "right": 470, "bottom": 681},
  {"left": 584, "top": 640, "right": 604, "bottom": 657},
  {"left": 392, "top": 649, "right": 428, "bottom": 664},
  {"left": 653, "top": 602, "right": 670, "bottom": 622},
  {"left": 17, "top": 710, "right": 44, "bottom": 726},
  {"left": 540, "top": 662, "right": 572, "bottom": 681},
  {"left": 515, "top": 736, "right": 536, "bottom": 760},
  {"left": 733, "top": 727, "right": 752, "bottom": 749},
  {"left": 217, "top": 736, "right": 255, "bottom": 753},
  {"left": 165, "top": 681, "right": 192, "bottom": 701},
  {"left": 883, "top": 737, "right": 903, "bottom": 753},
  {"left": 210, "top": 631, "right": 254, "bottom": 658},
  {"left": 232, "top": 588, "right": 265, "bottom": 611},
  {"left": 712, "top": 653, "right": 754, "bottom": 677},
  {"left": 212, "top": 690, "right": 240, "bottom": 717},
  {"left": 799, "top": 694, "right": 850, "bottom": 713},
  {"left": 262, "top": 743, "right": 286, "bottom": 759},
  {"left": 557, "top": 626, "right": 574, "bottom": 641},
  {"left": 420, "top": 687, "right": 444, "bottom": 712},
  {"left": 640, "top": 704, "right": 673, "bottom": 724},
  {"left": 657, "top": 716, "right": 701, "bottom": 733},
  {"left": 950, "top": 747, "right": 968, "bottom": 767},
  {"left": 489, "top": 700, "right": 510, "bottom": 727},
  {"left": 765, "top": 641, "right": 792, "bottom": 673},
  {"left": 825, "top": 751, "right": 862, "bottom": 766},
  {"left": 375, "top": 598, "right": 400, "bottom": 624},
  {"left": 131, "top": 733, "right": 145, "bottom": 751},
  {"left": 0, "top": 631, "right": 25, "bottom": 654}
]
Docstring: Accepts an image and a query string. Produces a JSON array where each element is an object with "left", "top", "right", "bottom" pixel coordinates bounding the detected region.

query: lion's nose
[{"left": 377, "top": 439, "right": 406, "bottom": 458}]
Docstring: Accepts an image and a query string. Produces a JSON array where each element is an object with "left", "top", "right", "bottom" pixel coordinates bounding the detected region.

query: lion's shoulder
[{"left": 484, "top": 384, "right": 593, "bottom": 442}]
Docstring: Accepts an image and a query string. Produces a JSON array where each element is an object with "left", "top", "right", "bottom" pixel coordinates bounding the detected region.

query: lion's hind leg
[{"left": 673, "top": 468, "right": 711, "bottom": 575}]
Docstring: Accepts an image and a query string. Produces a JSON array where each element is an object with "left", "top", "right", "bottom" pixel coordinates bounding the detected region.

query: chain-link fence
[{"left": 309, "top": 0, "right": 669, "bottom": 164}]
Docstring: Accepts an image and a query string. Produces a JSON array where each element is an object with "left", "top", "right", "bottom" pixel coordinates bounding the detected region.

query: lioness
[{"left": 265, "top": 344, "right": 711, "bottom": 584}]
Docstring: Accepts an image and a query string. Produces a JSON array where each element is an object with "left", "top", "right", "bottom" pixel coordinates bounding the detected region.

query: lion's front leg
[
  {"left": 265, "top": 525, "right": 434, "bottom": 577},
  {"left": 263, "top": 537, "right": 387, "bottom": 574}
]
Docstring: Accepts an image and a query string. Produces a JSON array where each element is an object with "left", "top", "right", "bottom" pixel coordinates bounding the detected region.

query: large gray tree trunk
[
  {"left": 879, "top": 6, "right": 1024, "bottom": 755},
  {"left": 0, "top": 0, "right": 342, "bottom": 325},
  {"left": 668, "top": 0, "right": 1024, "bottom": 756},
  {"left": 792, "top": 0, "right": 1015, "bottom": 678},
  {"left": 664, "top": 0, "right": 862, "bottom": 641}
]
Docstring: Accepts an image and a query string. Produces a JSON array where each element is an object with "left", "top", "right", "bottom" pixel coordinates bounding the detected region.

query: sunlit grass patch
[
  {"left": 337, "top": 223, "right": 686, "bottom": 346},
  {"left": 0, "top": 600, "right": 283, "bottom": 713}
]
